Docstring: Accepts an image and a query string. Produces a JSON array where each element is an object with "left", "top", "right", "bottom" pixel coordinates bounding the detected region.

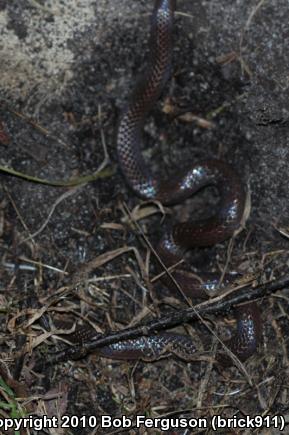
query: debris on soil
[{"left": 0, "top": 0, "right": 289, "bottom": 433}]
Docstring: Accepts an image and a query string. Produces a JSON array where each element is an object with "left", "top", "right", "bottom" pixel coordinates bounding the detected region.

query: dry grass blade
[
  {"left": 1, "top": 102, "right": 113, "bottom": 187},
  {"left": 0, "top": 163, "right": 114, "bottom": 187},
  {"left": 73, "top": 246, "right": 146, "bottom": 284},
  {"left": 14, "top": 325, "right": 76, "bottom": 357},
  {"left": 122, "top": 201, "right": 167, "bottom": 223},
  {"left": 274, "top": 224, "right": 289, "bottom": 240}
]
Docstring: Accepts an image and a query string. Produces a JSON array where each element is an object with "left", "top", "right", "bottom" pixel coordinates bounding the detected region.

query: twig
[{"left": 46, "top": 274, "right": 289, "bottom": 364}]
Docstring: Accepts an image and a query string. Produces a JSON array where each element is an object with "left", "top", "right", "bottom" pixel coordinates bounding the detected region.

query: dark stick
[{"left": 47, "top": 275, "right": 289, "bottom": 364}]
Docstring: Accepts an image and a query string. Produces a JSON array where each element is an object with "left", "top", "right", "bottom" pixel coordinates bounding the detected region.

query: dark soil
[{"left": 0, "top": 0, "right": 289, "bottom": 434}]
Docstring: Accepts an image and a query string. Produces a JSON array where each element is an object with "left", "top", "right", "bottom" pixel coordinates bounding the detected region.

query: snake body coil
[{"left": 101, "top": 0, "right": 261, "bottom": 363}]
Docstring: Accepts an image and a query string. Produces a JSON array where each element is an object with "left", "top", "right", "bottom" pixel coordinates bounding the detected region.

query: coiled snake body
[{"left": 79, "top": 0, "right": 261, "bottom": 363}]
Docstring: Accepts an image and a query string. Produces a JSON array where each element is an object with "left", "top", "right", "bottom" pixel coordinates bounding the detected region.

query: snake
[{"left": 67, "top": 0, "right": 261, "bottom": 364}]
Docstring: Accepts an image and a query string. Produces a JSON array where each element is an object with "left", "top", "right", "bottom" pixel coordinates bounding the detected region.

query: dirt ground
[{"left": 0, "top": 0, "right": 289, "bottom": 434}]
